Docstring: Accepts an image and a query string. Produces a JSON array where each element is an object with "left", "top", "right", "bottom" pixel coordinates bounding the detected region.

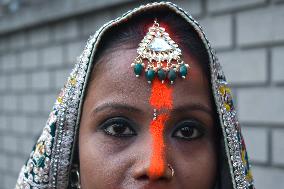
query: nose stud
[{"left": 168, "top": 164, "right": 175, "bottom": 177}]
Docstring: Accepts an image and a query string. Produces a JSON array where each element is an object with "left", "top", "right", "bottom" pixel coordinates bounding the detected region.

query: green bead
[
  {"left": 157, "top": 69, "right": 166, "bottom": 81},
  {"left": 134, "top": 63, "right": 143, "bottom": 76},
  {"left": 146, "top": 69, "right": 155, "bottom": 83},
  {"left": 168, "top": 69, "right": 176, "bottom": 83},
  {"left": 179, "top": 65, "right": 187, "bottom": 78}
]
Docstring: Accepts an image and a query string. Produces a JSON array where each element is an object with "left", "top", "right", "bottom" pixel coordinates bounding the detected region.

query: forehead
[{"left": 86, "top": 47, "right": 212, "bottom": 110}]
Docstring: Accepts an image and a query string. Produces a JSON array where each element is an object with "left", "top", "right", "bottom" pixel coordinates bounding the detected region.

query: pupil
[
  {"left": 181, "top": 127, "right": 193, "bottom": 137},
  {"left": 113, "top": 124, "right": 126, "bottom": 134}
]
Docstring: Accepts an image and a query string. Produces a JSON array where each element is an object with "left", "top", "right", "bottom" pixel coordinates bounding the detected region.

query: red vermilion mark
[
  {"left": 148, "top": 79, "right": 173, "bottom": 178},
  {"left": 149, "top": 78, "right": 173, "bottom": 109},
  {"left": 149, "top": 113, "right": 169, "bottom": 178}
]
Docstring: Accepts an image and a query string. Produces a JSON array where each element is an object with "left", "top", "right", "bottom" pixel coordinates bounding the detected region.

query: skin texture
[{"left": 79, "top": 45, "right": 218, "bottom": 189}]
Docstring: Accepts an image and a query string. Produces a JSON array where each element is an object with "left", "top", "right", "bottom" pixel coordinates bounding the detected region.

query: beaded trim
[{"left": 15, "top": 2, "right": 255, "bottom": 189}]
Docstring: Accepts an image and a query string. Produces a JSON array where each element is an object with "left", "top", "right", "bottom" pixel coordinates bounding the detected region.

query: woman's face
[{"left": 79, "top": 45, "right": 218, "bottom": 189}]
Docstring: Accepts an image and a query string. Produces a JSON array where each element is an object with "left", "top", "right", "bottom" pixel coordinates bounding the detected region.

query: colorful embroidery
[
  {"left": 16, "top": 110, "right": 57, "bottom": 188},
  {"left": 217, "top": 81, "right": 254, "bottom": 188}
]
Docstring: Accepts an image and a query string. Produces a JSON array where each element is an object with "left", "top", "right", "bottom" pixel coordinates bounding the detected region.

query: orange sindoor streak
[{"left": 148, "top": 79, "right": 173, "bottom": 178}]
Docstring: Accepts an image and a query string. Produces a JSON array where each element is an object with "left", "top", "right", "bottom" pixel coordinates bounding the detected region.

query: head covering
[{"left": 16, "top": 2, "right": 255, "bottom": 189}]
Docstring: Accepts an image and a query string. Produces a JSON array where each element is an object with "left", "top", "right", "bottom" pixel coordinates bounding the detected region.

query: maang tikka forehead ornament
[{"left": 131, "top": 20, "right": 189, "bottom": 84}]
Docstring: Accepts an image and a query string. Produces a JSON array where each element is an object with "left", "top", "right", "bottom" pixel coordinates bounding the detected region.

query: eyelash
[
  {"left": 100, "top": 117, "right": 137, "bottom": 137},
  {"left": 100, "top": 117, "right": 205, "bottom": 140},
  {"left": 172, "top": 120, "right": 205, "bottom": 141}
]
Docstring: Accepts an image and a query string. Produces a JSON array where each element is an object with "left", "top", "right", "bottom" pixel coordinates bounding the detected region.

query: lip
[
  {"left": 136, "top": 185, "right": 171, "bottom": 189},
  {"left": 124, "top": 180, "right": 174, "bottom": 189}
]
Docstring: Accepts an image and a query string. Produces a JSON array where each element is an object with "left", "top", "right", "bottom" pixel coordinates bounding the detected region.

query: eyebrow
[
  {"left": 93, "top": 103, "right": 142, "bottom": 114},
  {"left": 171, "top": 103, "right": 214, "bottom": 116},
  {"left": 93, "top": 102, "right": 214, "bottom": 116}
]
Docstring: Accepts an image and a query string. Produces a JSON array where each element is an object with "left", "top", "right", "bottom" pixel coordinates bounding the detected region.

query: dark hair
[{"left": 91, "top": 8, "right": 210, "bottom": 80}]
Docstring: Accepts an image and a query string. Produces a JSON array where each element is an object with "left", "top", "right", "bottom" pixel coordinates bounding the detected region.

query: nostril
[
  {"left": 136, "top": 172, "right": 169, "bottom": 182},
  {"left": 137, "top": 174, "right": 149, "bottom": 180},
  {"left": 133, "top": 163, "right": 172, "bottom": 182},
  {"left": 133, "top": 165, "right": 150, "bottom": 180}
]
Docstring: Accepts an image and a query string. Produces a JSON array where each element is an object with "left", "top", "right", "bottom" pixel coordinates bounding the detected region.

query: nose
[
  {"left": 133, "top": 149, "right": 173, "bottom": 182},
  {"left": 133, "top": 160, "right": 173, "bottom": 181},
  {"left": 133, "top": 114, "right": 172, "bottom": 181}
]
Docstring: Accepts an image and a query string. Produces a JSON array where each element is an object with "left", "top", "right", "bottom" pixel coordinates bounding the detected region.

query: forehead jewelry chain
[{"left": 131, "top": 19, "right": 189, "bottom": 84}]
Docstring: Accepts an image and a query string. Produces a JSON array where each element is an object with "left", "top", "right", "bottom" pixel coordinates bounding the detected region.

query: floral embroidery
[{"left": 16, "top": 111, "right": 57, "bottom": 188}]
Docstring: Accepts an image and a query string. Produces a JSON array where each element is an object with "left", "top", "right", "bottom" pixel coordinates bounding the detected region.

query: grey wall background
[{"left": 0, "top": 0, "right": 284, "bottom": 188}]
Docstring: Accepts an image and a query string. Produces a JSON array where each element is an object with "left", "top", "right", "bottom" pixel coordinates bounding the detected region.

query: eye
[
  {"left": 172, "top": 120, "right": 204, "bottom": 140},
  {"left": 100, "top": 117, "right": 136, "bottom": 137}
]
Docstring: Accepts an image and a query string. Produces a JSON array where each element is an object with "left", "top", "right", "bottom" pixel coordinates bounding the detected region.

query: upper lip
[{"left": 123, "top": 181, "right": 174, "bottom": 189}]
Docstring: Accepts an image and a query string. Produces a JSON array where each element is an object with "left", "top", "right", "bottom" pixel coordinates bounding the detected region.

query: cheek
[
  {"left": 79, "top": 129, "right": 131, "bottom": 188},
  {"left": 173, "top": 141, "right": 218, "bottom": 188}
]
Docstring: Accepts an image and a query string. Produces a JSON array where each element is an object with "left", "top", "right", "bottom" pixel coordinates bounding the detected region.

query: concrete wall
[{"left": 0, "top": 0, "right": 284, "bottom": 188}]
